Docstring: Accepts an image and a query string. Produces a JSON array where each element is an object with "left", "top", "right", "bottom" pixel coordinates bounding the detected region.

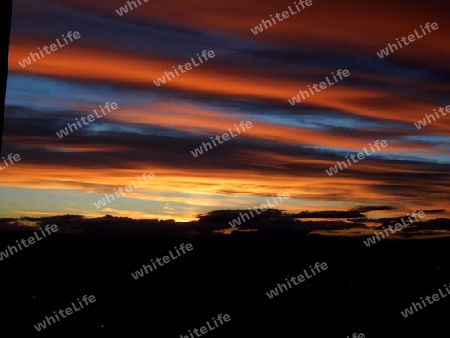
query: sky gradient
[{"left": 3, "top": 0, "right": 450, "bottom": 222}]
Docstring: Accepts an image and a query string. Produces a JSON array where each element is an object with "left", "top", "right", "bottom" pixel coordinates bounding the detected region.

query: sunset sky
[{"left": 2, "top": 0, "right": 450, "bottom": 221}]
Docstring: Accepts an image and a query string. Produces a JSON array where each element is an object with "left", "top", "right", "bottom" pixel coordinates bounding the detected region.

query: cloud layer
[{"left": 3, "top": 0, "right": 450, "bottom": 221}]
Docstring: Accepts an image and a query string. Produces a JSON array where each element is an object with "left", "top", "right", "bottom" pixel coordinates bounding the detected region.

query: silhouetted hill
[{"left": 0, "top": 215, "right": 450, "bottom": 335}]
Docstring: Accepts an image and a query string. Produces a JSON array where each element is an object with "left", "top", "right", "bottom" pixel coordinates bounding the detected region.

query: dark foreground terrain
[{"left": 1, "top": 228, "right": 449, "bottom": 336}]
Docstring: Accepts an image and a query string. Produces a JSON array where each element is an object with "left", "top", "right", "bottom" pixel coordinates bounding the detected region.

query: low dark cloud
[
  {"left": 2, "top": 207, "right": 448, "bottom": 240},
  {"left": 350, "top": 206, "right": 395, "bottom": 213}
]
